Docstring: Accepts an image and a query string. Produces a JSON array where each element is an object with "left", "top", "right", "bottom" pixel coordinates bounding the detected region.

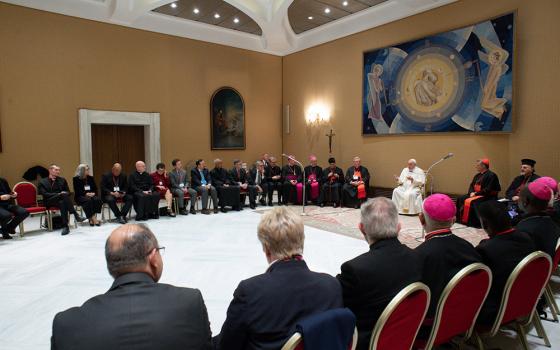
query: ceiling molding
[{"left": 1, "top": 0, "right": 457, "bottom": 56}]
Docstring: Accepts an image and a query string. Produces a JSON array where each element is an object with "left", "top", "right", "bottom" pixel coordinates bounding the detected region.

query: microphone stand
[{"left": 283, "top": 155, "right": 306, "bottom": 216}]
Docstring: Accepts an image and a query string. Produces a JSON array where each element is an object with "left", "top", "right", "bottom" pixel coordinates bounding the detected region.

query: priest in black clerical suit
[
  {"left": 319, "top": 158, "right": 344, "bottom": 207},
  {"left": 0, "top": 177, "right": 29, "bottom": 239},
  {"left": 456, "top": 159, "right": 501, "bottom": 228},
  {"left": 281, "top": 156, "right": 302, "bottom": 205},
  {"left": 303, "top": 155, "right": 323, "bottom": 205},
  {"left": 128, "top": 161, "right": 160, "bottom": 221},
  {"left": 210, "top": 159, "right": 240, "bottom": 212},
  {"left": 266, "top": 157, "right": 283, "bottom": 205},
  {"left": 100, "top": 163, "right": 133, "bottom": 224},
  {"left": 342, "top": 157, "right": 370, "bottom": 209}
]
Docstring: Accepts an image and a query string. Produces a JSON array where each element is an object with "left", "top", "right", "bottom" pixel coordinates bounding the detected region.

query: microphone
[
  {"left": 443, "top": 153, "right": 454, "bottom": 160},
  {"left": 282, "top": 154, "right": 302, "bottom": 166}
]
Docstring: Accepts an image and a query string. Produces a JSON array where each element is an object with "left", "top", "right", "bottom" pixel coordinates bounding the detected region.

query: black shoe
[
  {"left": 153, "top": 213, "right": 160, "bottom": 219},
  {"left": 74, "top": 213, "right": 87, "bottom": 223},
  {"left": 334, "top": 203, "right": 339, "bottom": 208},
  {"left": 201, "top": 209, "right": 210, "bottom": 215},
  {"left": 213, "top": 207, "right": 219, "bottom": 214},
  {"left": 268, "top": 201, "right": 273, "bottom": 206},
  {"left": 220, "top": 207, "right": 227, "bottom": 213},
  {"left": 259, "top": 198, "right": 266, "bottom": 206},
  {"left": 2, "top": 234, "right": 13, "bottom": 239},
  {"left": 167, "top": 209, "right": 176, "bottom": 217},
  {"left": 89, "top": 221, "right": 94, "bottom": 227},
  {"left": 319, "top": 203, "right": 324, "bottom": 208},
  {"left": 234, "top": 206, "right": 241, "bottom": 212},
  {"left": 179, "top": 209, "right": 189, "bottom": 215},
  {"left": 117, "top": 217, "right": 126, "bottom": 224},
  {"left": 250, "top": 203, "right": 256, "bottom": 209},
  {"left": 95, "top": 221, "right": 101, "bottom": 226},
  {"left": 136, "top": 216, "right": 146, "bottom": 221},
  {"left": 190, "top": 208, "right": 197, "bottom": 215},
  {"left": 61, "top": 226, "right": 70, "bottom": 236}
]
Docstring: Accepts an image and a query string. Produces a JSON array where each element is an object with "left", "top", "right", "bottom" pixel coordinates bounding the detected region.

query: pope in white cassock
[{"left": 392, "top": 159, "right": 425, "bottom": 214}]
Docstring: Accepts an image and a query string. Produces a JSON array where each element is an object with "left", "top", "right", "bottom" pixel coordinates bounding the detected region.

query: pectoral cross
[{"left": 325, "top": 129, "right": 336, "bottom": 154}]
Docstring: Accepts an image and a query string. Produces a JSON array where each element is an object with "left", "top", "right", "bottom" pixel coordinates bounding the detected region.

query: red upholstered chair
[
  {"left": 413, "top": 263, "right": 492, "bottom": 350},
  {"left": 368, "top": 282, "right": 430, "bottom": 350},
  {"left": 543, "top": 242, "right": 560, "bottom": 322},
  {"left": 173, "top": 192, "right": 192, "bottom": 213},
  {"left": 13, "top": 182, "right": 48, "bottom": 236},
  {"left": 472, "top": 251, "right": 552, "bottom": 350},
  {"left": 281, "top": 327, "right": 358, "bottom": 350}
]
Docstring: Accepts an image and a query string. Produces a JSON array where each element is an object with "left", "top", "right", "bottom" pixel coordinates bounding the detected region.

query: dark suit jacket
[
  {"left": 515, "top": 213, "right": 560, "bottom": 258},
  {"left": 248, "top": 168, "right": 267, "bottom": 186},
  {"left": 344, "top": 166, "right": 370, "bottom": 188},
  {"left": 475, "top": 229, "right": 536, "bottom": 325},
  {"left": 266, "top": 165, "right": 283, "bottom": 183},
  {"left": 210, "top": 167, "right": 233, "bottom": 187},
  {"left": 51, "top": 272, "right": 212, "bottom": 350},
  {"left": 230, "top": 167, "right": 249, "bottom": 185},
  {"left": 128, "top": 171, "right": 154, "bottom": 193},
  {"left": 216, "top": 259, "right": 343, "bottom": 350},
  {"left": 100, "top": 172, "right": 129, "bottom": 197},
  {"left": 0, "top": 177, "right": 13, "bottom": 208},
  {"left": 38, "top": 177, "right": 70, "bottom": 201},
  {"left": 191, "top": 168, "right": 212, "bottom": 188},
  {"left": 72, "top": 175, "right": 98, "bottom": 201},
  {"left": 337, "top": 238, "right": 422, "bottom": 350},
  {"left": 322, "top": 167, "right": 344, "bottom": 185},
  {"left": 505, "top": 173, "right": 540, "bottom": 199},
  {"left": 415, "top": 230, "right": 482, "bottom": 316}
]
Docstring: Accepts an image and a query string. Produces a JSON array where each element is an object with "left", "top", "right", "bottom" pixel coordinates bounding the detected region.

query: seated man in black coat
[
  {"left": 100, "top": 163, "right": 133, "bottom": 224},
  {"left": 475, "top": 201, "right": 536, "bottom": 325},
  {"left": 416, "top": 194, "right": 482, "bottom": 318},
  {"left": 516, "top": 181, "right": 560, "bottom": 258},
  {"left": 128, "top": 161, "right": 160, "bottom": 221},
  {"left": 51, "top": 224, "right": 212, "bottom": 350},
  {"left": 337, "top": 197, "right": 422, "bottom": 350},
  {"left": 0, "top": 176, "right": 29, "bottom": 239},
  {"left": 215, "top": 207, "right": 342, "bottom": 350}
]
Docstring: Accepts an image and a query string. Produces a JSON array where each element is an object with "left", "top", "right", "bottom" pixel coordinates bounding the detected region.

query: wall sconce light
[{"left": 306, "top": 102, "right": 331, "bottom": 126}]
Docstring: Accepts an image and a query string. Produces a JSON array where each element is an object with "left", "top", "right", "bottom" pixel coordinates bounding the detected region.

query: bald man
[
  {"left": 51, "top": 224, "right": 212, "bottom": 350},
  {"left": 100, "top": 163, "right": 133, "bottom": 224},
  {"left": 128, "top": 161, "right": 161, "bottom": 221},
  {"left": 392, "top": 159, "right": 425, "bottom": 215}
]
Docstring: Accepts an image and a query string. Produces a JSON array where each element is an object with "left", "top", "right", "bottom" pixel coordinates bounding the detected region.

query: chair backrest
[
  {"left": 489, "top": 251, "right": 552, "bottom": 336},
  {"left": 13, "top": 182, "right": 39, "bottom": 208},
  {"left": 424, "top": 263, "right": 492, "bottom": 349},
  {"left": 552, "top": 240, "right": 560, "bottom": 272},
  {"left": 369, "top": 282, "right": 430, "bottom": 350},
  {"left": 281, "top": 328, "right": 358, "bottom": 350}
]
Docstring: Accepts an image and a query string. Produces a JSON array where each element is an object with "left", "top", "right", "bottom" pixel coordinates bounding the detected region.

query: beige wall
[
  {"left": 282, "top": 0, "right": 560, "bottom": 194},
  {"left": 0, "top": 3, "right": 282, "bottom": 187}
]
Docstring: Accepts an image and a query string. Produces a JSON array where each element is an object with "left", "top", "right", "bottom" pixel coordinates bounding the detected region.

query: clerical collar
[
  {"left": 425, "top": 228, "right": 453, "bottom": 240},
  {"left": 495, "top": 228, "right": 515, "bottom": 236}
]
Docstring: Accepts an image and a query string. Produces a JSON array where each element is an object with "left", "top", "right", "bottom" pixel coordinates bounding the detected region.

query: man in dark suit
[
  {"left": 100, "top": 162, "right": 133, "bottom": 224},
  {"left": 38, "top": 164, "right": 86, "bottom": 235},
  {"left": 191, "top": 159, "right": 218, "bottom": 214},
  {"left": 51, "top": 224, "right": 212, "bottom": 350},
  {"left": 215, "top": 207, "right": 342, "bottom": 350},
  {"left": 516, "top": 182, "right": 560, "bottom": 258},
  {"left": 230, "top": 159, "right": 257, "bottom": 209},
  {"left": 0, "top": 176, "right": 29, "bottom": 239},
  {"left": 415, "top": 194, "right": 482, "bottom": 317},
  {"left": 248, "top": 161, "right": 269, "bottom": 207},
  {"left": 337, "top": 197, "right": 422, "bottom": 350},
  {"left": 266, "top": 156, "right": 283, "bottom": 206},
  {"left": 475, "top": 200, "right": 536, "bottom": 325},
  {"left": 342, "top": 156, "right": 370, "bottom": 209},
  {"left": 319, "top": 157, "right": 344, "bottom": 208},
  {"left": 128, "top": 161, "right": 160, "bottom": 221}
]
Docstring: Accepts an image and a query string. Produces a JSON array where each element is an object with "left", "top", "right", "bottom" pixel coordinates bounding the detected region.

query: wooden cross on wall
[{"left": 325, "top": 129, "right": 335, "bottom": 154}]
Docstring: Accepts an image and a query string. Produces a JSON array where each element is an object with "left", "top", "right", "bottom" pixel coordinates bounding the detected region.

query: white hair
[
  {"left": 360, "top": 197, "right": 399, "bottom": 242},
  {"left": 75, "top": 163, "right": 89, "bottom": 178},
  {"left": 408, "top": 159, "right": 417, "bottom": 165}
]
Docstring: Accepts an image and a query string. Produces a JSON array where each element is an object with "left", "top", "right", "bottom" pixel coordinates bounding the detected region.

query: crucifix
[{"left": 325, "top": 129, "right": 335, "bottom": 154}]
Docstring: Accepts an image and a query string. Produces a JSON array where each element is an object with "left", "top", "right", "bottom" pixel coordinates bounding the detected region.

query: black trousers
[
  {"left": 76, "top": 196, "right": 103, "bottom": 218},
  {"left": 282, "top": 181, "right": 298, "bottom": 204},
  {"left": 254, "top": 183, "right": 269, "bottom": 203},
  {"left": 267, "top": 181, "right": 282, "bottom": 203},
  {"left": 319, "top": 182, "right": 341, "bottom": 204},
  {"left": 103, "top": 194, "right": 133, "bottom": 218},
  {"left": 45, "top": 193, "right": 76, "bottom": 226},
  {"left": 216, "top": 186, "right": 240, "bottom": 208},
  {"left": 0, "top": 204, "right": 29, "bottom": 233},
  {"left": 241, "top": 185, "right": 257, "bottom": 206},
  {"left": 133, "top": 192, "right": 160, "bottom": 219}
]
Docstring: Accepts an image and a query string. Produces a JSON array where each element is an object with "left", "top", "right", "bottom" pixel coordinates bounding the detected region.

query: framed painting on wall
[
  {"left": 210, "top": 87, "right": 246, "bottom": 150},
  {"left": 363, "top": 12, "right": 515, "bottom": 135}
]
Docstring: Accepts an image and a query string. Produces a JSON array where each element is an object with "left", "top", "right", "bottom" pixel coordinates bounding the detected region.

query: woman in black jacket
[{"left": 73, "top": 164, "right": 102, "bottom": 226}]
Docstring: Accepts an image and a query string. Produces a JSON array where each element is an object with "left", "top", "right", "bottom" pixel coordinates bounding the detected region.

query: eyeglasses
[{"left": 147, "top": 246, "right": 166, "bottom": 256}]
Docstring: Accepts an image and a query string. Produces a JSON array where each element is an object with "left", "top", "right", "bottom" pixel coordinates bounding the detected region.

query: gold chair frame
[
  {"left": 13, "top": 181, "right": 48, "bottom": 236},
  {"left": 281, "top": 327, "right": 358, "bottom": 350}
]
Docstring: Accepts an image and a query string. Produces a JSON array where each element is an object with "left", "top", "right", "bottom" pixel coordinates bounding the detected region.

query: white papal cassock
[{"left": 392, "top": 167, "right": 425, "bottom": 214}]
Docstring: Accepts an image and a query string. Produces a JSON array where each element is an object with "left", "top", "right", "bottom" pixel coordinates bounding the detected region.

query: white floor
[{"left": 0, "top": 210, "right": 558, "bottom": 350}]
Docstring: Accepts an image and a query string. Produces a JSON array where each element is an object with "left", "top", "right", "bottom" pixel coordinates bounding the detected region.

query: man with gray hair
[
  {"left": 210, "top": 158, "right": 240, "bottom": 212},
  {"left": 337, "top": 197, "right": 422, "bottom": 350},
  {"left": 392, "top": 158, "right": 425, "bottom": 214},
  {"left": 51, "top": 224, "right": 212, "bottom": 350}
]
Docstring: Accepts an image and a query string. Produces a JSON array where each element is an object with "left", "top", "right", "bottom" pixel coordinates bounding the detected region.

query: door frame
[{"left": 79, "top": 109, "right": 160, "bottom": 176}]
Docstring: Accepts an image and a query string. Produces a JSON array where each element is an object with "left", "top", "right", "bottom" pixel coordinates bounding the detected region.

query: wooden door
[{"left": 91, "top": 124, "right": 145, "bottom": 184}]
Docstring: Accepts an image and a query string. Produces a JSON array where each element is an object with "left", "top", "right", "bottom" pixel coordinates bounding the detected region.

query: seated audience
[
  {"left": 505, "top": 158, "right": 539, "bottom": 202},
  {"left": 281, "top": 155, "right": 302, "bottom": 205},
  {"left": 128, "top": 161, "right": 160, "bottom": 221},
  {"left": 215, "top": 207, "right": 342, "bottom": 350},
  {"left": 38, "top": 164, "right": 86, "bottom": 236},
  {"left": 416, "top": 194, "right": 482, "bottom": 317},
  {"left": 266, "top": 156, "right": 283, "bottom": 205},
  {"left": 392, "top": 159, "right": 425, "bottom": 215},
  {"left": 210, "top": 158, "right": 239, "bottom": 212},
  {"left": 304, "top": 155, "right": 322, "bottom": 205},
  {"left": 100, "top": 163, "right": 133, "bottom": 224},
  {"left": 150, "top": 162, "right": 176, "bottom": 217},
  {"left": 475, "top": 200, "right": 536, "bottom": 325},
  {"left": 342, "top": 156, "right": 370, "bottom": 209},
  {"left": 191, "top": 159, "right": 219, "bottom": 215},
  {"left": 51, "top": 224, "right": 212, "bottom": 350},
  {"left": 337, "top": 197, "right": 422, "bottom": 350},
  {"left": 0, "top": 175, "right": 29, "bottom": 239},
  {"left": 456, "top": 159, "right": 501, "bottom": 227},
  {"left": 249, "top": 161, "right": 268, "bottom": 206},
  {"left": 319, "top": 157, "right": 344, "bottom": 208},
  {"left": 230, "top": 159, "right": 257, "bottom": 209},
  {"left": 169, "top": 158, "right": 197, "bottom": 215},
  {"left": 516, "top": 181, "right": 560, "bottom": 258},
  {"left": 534, "top": 176, "right": 560, "bottom": 225},
  {"left": 73, "top": 164, "right": 102, "bottom": 226}
]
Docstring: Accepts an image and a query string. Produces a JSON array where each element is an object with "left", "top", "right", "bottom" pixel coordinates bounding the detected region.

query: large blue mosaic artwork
[{"left": 363, "top": 13, "right": 514, "bottom": 135}]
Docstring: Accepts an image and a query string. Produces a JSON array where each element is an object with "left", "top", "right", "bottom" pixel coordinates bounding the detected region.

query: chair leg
[
  {"left": 473, "top": 332, "right": 484, "bottom": 350},
  {"left": 544, "top": 287, "right": 559, "bottom": 322},
  {"left": 515, "top": 322, "right": 530, "bottom": 350},
  {"left": 532, "top": 311, "right": 551, "bottom": 347},
  {"left": 48, "top": 211, "right": 53, "bottom": 231},
  {"left": 546, "top": 285, "right": 559, "bottom": 316},
  {"left": 19, "top": 222, "right": 24, "bottom": 237}
]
